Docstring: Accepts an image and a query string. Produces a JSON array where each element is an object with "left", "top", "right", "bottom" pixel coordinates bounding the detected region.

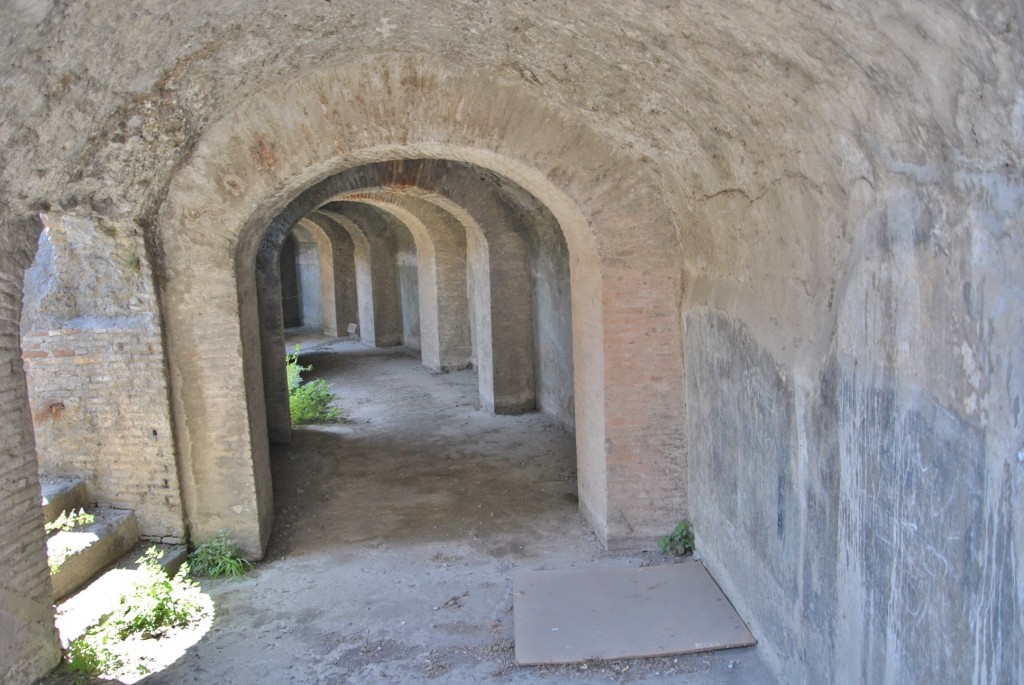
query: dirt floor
[{"left": 41, "top": 335, "right": 779, "bottom": 685}]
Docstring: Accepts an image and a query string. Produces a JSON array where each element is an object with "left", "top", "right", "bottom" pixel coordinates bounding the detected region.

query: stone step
[
  {"left": 114, "top": 540, "right": 190, "bottom": 577},
  {"left": 54, "top": 542, "right": 190, "bottom": 646},
  {"left": 47, "top": 506, "right": 140, "bottom": 601},
  {"left": 39, "top": 474, "right": 90, "bottom": 525}
]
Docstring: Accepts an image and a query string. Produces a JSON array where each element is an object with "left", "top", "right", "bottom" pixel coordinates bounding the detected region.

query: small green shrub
[
  {"left": 46, "top": 508, "right": 95, "bottom": 534},
  {"left": 114, "top": 547, "right": 200, "bottom": 638},
  {"left": 63, "top": 546, "right": 202, "bottom": 676},
  {"left": 286, "top": 345, "right": 307, "bottom": 394},
  {"left": 657, "top": 520, "right": 695, "bottom": 556},
  {"left": 286, "top": 345, "right": 343, "bottom": 425},
  {"left": 290, "top": 378, "right": 343, "bottom": 424},
  {"left": 67, "top": 628, "right": 121, "bottom": 675},
  {"left": 189, "top": 531, "right": 253, "bottom": 579}
]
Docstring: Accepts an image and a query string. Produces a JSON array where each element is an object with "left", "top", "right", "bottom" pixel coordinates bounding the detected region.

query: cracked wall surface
[{"left": 0, "top": 1, "right": 1021, "bottom": 683}]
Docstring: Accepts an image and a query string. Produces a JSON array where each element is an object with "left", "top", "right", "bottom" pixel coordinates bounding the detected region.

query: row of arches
[
  {"left": 150, "top": 56, "right": 686, "bottom": 561},
  {"left": 260, "top": 159, "right": 576, "bottom": 446}
]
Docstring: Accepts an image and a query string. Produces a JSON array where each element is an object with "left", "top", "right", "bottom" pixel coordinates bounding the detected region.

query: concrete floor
[{"left": 53, "top": 336, "right": 780, "bottom": 684}]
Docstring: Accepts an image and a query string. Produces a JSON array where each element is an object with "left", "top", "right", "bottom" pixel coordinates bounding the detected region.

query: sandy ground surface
[{"left": 41, "top": 336, "right": 778, "bottom": 685}]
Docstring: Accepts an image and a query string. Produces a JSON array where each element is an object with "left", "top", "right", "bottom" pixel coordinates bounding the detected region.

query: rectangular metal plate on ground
[{"left": 512, "top": 561, "right": 756, "bottom": 665}]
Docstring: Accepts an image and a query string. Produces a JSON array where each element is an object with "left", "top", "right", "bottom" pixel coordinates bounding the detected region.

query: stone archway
[
  {"left": 330, "top": 192, "right": 472, "bottom": 372},
  {"left": 255, "top": 159, "right": 575, "bottom": 443},
  {"left": 156, "top": 55, "right": 685, "bottom": 556}
]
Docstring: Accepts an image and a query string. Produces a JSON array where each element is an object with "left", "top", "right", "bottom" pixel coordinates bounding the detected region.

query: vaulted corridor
[
  {"left": 37, "top": 336, "right": 775, "bottom": 684},
  {"left": 3, "top": 4, "right": 1021, "bottom": 683}
]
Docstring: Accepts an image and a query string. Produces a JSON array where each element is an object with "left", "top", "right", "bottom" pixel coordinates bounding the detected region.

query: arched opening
[
  {"left": 254, "top": 160, "right": 577, "bottom": 459},
  {"left": 157, "top": 57, "right": 686, "bottom": 557},
  {"left": 328, "top": 191, "right": 473, "bottom": 372},
  {"left": 1, "top": 4, "right": 1019, "bottom": 681},
  {"left": 329, "top": 176, "right": 577, "bottom": 428},
  {"left": 278, "top": 222, "right": 340, "bottom": 337}
]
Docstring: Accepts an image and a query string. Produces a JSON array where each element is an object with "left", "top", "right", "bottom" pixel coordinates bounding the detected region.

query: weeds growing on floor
[
  {"left": 657, "top": 520, "right": 695, "bottom": 556},
  {"left": 287, "top": 344, "right": 344, "bottom": 425},
  {"left": 189, "top": 531, "right": 253, "bottom": 579},
  {"left": 64, "top": 547, "right": 203, "bottom": 678}
]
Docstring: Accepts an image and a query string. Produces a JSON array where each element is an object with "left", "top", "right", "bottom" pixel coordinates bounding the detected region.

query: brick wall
[
  {"left": 20, "top": 214, "right": 184, "bottom": 541},
  {"left": 0, "top": 218, "right": 62, "bottom": 684},
  {"left": 22, "top": 327, "right": 184, "bottom": 540}
]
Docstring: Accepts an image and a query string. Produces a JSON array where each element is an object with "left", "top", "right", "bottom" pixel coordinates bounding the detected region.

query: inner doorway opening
[
  {"left": 258, "top": 157, "right": 581, "bottom": 558},
  {"left": 257, "top": 159, "right": 577, "bottom": 448}
]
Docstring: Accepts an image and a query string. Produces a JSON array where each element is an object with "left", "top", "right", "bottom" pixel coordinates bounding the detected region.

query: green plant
[
  {"left": 47, "top": 509, "right": 97, "bottom": 574},
  {"left": 61, "top": 546, "right": 204, "bottom": 678},
  {"left": 189, "top": 531, "right": 253, "bottom": 579},
  {"left": 113, "top": 547, "right": 201, "bottom": 638},
  {"left": 657, "top": 520, "right": 695, "bottom": 556},
  {"left": 49, "top": 548, "right": 72, "bottom": 575},
  {"left": 46, "top": 508, "right": 95, "bottom": 534},
  {"left": 67, "top": 628, "right": 121, "bottom": 675},
  {"left": 286, "top": 344, "right": 307, "bottom": 394},
  {"left": 286, "top": 345, "right": 343, "bottom": 425}
]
